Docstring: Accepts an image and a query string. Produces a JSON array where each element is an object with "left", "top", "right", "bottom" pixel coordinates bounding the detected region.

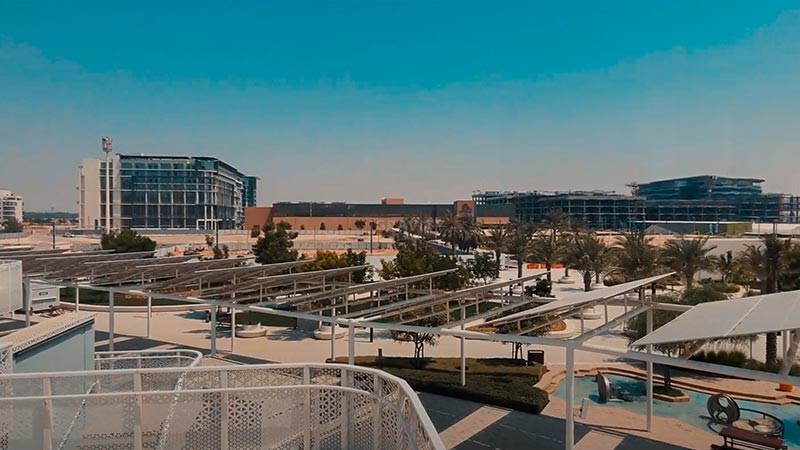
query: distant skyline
[{"left": 2, "top": 2, "right": 800, "bottom": 211}]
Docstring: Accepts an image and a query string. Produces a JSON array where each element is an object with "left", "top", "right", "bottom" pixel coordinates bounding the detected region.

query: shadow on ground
[{"left": 419, "top": 392, "right": 700, "bottom": 450}]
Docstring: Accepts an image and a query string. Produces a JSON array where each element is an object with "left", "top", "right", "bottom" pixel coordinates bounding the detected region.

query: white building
[
  {"left": 0, "top": 189, "right": 23, "bottom": 224},
  {"left": 78, "top": 154, "right": 257, "bottom": 230}
]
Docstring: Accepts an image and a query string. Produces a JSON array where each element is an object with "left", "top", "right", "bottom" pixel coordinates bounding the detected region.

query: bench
[{"left": 712, "top": 426, "right": 787, "bottom": 450}]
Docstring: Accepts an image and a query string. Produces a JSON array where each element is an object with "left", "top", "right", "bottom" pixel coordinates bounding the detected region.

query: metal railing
[
  {"left": 0, "top": 363, "right": 445, "bottom": 450},
  {"left": 93, "top": 349, "right": 203, "bottom": 370}
]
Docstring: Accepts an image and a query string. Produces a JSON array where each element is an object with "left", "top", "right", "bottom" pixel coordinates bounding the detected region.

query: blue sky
[{"left": 1, "top": 1, "right": 799, "bottom": 211}]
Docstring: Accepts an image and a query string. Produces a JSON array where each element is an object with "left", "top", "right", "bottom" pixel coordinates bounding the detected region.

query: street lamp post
[{"left": 101, "top": 136, "right": 113, "bottom": 234}]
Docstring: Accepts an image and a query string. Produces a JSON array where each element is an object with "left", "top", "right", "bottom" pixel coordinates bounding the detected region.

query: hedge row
[{"left": 336, "top": 357, "right": 550, "bottom": 414}]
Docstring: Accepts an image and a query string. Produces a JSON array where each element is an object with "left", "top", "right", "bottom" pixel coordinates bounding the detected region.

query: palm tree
[
  {"left": 738, "top": 235, "right": 790, "bottom": 364},
  {"left": 484, "top": 226, "right": 509, "bottom": 278},
  {"left": 438, "top": 211, "right": 482, "bottom": 256},
  {"left": 616, "top": 230, "right": 660, "bottom": 281},
  {"left": 506, "top": 219, "right": 534, "bottom": 278},
  {"left": 529, "top": 231, "right": 562, "bottom": 284},
  {"left": 661, "top": 236, "right": 716, "bottom": 288},
  {"left": 714, "top": 251, "right": 736, "bottom": 284},
  {"left": 438, "top": 210, "right": 464, "bottom": 256},
  {"left": 562, "top": 231, "right": 614, "bottom": 292}
]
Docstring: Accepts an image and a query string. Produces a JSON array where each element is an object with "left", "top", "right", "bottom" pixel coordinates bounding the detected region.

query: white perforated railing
[
  {"left": 0, "top": 363, "right": 445, "bottom": 450},
  {"left": 94, "top": 349, "right": 203, "bottom": 370}
]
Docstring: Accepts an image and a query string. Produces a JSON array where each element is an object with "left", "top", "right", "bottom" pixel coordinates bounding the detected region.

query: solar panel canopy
[{"left": 633, "top": 290, "right": 800, "bottom": 347}]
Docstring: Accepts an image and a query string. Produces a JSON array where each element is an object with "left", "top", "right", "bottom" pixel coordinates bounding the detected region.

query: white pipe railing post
[
  {"left": 460, "top": 304, "right": 466, "bottom": 387},
  {"left": 220, "top": 371, "right": 229, "bottom": 450},
  {"left": 75, "top": 286, "right": 80, "bottom": 312},
  {"left": 133, "top": 372, "right": 143, "bottom": 450},
  {"left": 304, "top": 367, "right": 312, "bottom": 449}
]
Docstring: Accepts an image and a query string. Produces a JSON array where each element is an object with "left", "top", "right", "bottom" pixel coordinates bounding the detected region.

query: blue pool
[{"left": 553, "top": 374, "right": 800, "bottom": 448}]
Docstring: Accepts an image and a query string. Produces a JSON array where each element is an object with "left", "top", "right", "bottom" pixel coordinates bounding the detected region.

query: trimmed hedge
[
  {"left": 335, "top": 356, "right": 550, "bottom": 414},
  {"left": 692, "top": 349, "right": 800, "bottom": 376}
]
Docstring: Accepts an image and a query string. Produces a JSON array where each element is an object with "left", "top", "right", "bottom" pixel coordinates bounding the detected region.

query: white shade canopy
[{"left": 634, "top": 290, "right": 800, "bottom": 347}]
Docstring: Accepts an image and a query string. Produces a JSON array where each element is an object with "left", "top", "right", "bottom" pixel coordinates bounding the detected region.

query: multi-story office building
[
  {"left": 78, "top": 154, "right": 256, "bottom": 230},
  {"left": 0, "top": 189, "right": 23, "bottom": 223},
  {"left": 636, "top": 175, "right": 800, "bottom": 223},
  {"left": 475, "top": 175, "right": 800, "bottom": 229},
  {"left": 473, "top": 190, "right": 644, "bottom": 229}
]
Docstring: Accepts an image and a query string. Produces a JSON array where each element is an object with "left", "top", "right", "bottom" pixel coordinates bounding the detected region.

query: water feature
[{"left": 553, "top": 374, "right": 800, "bottom": 447}]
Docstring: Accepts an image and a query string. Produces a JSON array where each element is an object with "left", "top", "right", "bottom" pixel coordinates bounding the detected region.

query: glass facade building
[
  {"left": 473, "top": 191, "right": 645, "bottom": 229},
  {"left": 79, "top": 154, "right": 256, "bottom": 230},
  {"left": 475, "top": 176, "right": 800, "bottom": 229}
]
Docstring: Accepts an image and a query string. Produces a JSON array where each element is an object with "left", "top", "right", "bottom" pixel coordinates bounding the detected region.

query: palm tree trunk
[
  {"left": 517, "top": 257, "right": 523, "bottom": 279},
  {"left": 494, "top": 250, "right": 501, "bottom": 278},
  {"left": 583, "top": 272, "right": 592, "bottom": 292},
  {"left": 545, "top": 262, "right": 552, "bottom": 284}
]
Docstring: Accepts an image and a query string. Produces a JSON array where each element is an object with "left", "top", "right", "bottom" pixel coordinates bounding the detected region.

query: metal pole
[
  {"left": 646, "top": 307, "right": 654, "bottom": 432},
  {"left": 75, "top": 286, "right": 80, "bottom": 312},
  {"left": 460, "top": 304, "right": 466, "bottom": 386},
  {"left": 146, "top": 295, "right": 152, "bottom": 338},
  {"left": 348, "top": 324, "right": 355, "bottom": 365},
  {"left": 103, "top": 138, "right": 112, "bottom": 234},
  {"left": 210, "top": 302, "right": 217, "bottom": 356},
  {"left": 330, "top": 308, "right": 336, "bottom": 361},
  {"left": 108, "top": 289, "right": 115, "bottom": 352},
  {"left": 52, "top": 222, "right": 56, "bottom": 249},
  {"left": 23, "top": 276, "right": 31, "bottom": 327},
  {"left": 231, "top": 307, "right": 236, "bottom": 353},
  {"left": 565, "top": 346, "right": 575, "bottom": 450}
]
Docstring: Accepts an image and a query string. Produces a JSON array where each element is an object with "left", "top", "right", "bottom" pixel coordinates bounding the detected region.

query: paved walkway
[{"left": 439, "top": 405, "right": 510, "bottom": 449}]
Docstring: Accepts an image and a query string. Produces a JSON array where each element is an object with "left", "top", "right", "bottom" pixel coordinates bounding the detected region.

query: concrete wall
[{"left": 13, "top": 320, "right": 95, "bottom": 374}]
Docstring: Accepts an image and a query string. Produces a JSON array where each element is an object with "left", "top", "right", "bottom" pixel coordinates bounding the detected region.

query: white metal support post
[
  {"left": 146, "top": 295, "right": 152, "bottom": 338},
  {"left": 348, "top": 323, "right": 355, "bottom": 365},
  {"left": 460, "top": 303, "right": 466, "bottom": 386},
  {"left": 565, "top": 346, "right": 575, "bottom": 450},
  {"left": 210, "top": 302, "right": 217, "bottom": 356},
  {"left": 75, "top": 286, "right": 80, "bottom": 312},
  {"left": 108, "top": 289, "right": 115, "bottom": 352},
  {"left": 330, "top": 307, "right": 336, "bottom": 361},
  {"left": 42, "top": 377, "right": 53, "bottom": 450},
  {"left": 23, "top": 276, "right": 30, "bottom": 327},
  {"left": 231, "top": 306, "right": 237, "bottom": 353}
]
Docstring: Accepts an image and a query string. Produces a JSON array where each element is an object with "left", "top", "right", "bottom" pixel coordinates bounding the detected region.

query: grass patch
[
  {"left": 334, "top": 356, "right": 549, "bottom": 414},
  {"left": 60, "top": 288, "right": 185, "bottom": 306}
]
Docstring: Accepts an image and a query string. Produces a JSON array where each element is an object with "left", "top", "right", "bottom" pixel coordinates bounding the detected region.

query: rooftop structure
[
  {"left": 78, "top": 153, "right": 257, "bottom": 231},
  {"left": 0, "top": 189, "right": 23, "bottom": 224}
]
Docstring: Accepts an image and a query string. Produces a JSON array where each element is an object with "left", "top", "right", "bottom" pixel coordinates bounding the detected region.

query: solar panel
[{"left": 485, "top": 272, "right": 674, "bottom": 326}]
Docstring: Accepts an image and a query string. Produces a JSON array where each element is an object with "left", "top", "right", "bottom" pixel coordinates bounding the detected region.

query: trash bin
[{"left": 527, "top": 350, "right": 544, "bottom": 365}]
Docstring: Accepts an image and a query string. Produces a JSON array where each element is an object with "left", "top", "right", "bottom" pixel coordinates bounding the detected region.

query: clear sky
[{"left": 1, "top": 1, "right": 799, "bottom": 212}]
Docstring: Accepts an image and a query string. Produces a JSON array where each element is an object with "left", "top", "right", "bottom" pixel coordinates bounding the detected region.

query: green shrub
[
  {"left": 703, "top": 282, "right": 740, "bottom": 294},
  {"left": 335, "top": 356, "right": 549, "bottom": 414},
  {"left": 692, "top": 349, "right": 800, "bottom": 376}
]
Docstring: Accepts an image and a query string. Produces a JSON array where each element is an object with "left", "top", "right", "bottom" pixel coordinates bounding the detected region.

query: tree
[
  {"left": 299, "top": 249, "right": 373, "bottom": 283},
  {"left": 212, "top": 244, "right": 229, "bottom": 260},
  {"left": 529, "top": 231, "right": 562, "bottom": 284},
  {"left": 391, "top": 313, "right": 446, "bottom": 366},
  {"left": 714, "top": 251, "right": 737, "bottom": 284},
  {"left": 562, "top": 231, "right": 614, "bottom": 291},
  {"left": 101, "top": 229, "right": 157, "bottom": 253},
  {"left": 616, "top": 231, "right": 660, "bottom": 281},
  {"left": 354, "top": 219, "right": 366, "bottom": 230},
  {"left": 250, "top": 227, "right": 261, "bottom": 238},
  {"left": 252, "top": 221, "right": 299, "bottom": 264},
  {"left": 438, "top": 211, "right": 482, "bottom": 256},
  {"left": 468, "top": 252, "right": 496, "bottom": 284},
  {"left": 319, "top": 222, "right": 326, "bottom": 230},
  {"left": 1, "top": 217, "right": 23, "bottom": 233},
  {"left": 205, "top": 234, "right": 215, "bottom": 248},
  {"left": 737, "top": 235, "right": 791, "bottom": 364},
  {"left": 337, "top": 224, "right": 344, "bottom": 231},
  {"left": 380, "top": 235, "right": 468, "bottom": 290},
  {"left": 483, "top": 226, "right": 508, "bottom": 278},
  {"left": 661, "top": 236, "right": 716, "bottom": 288},
  {"left": 505, "top": 219, "right": 534, "bottom": 278}
]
